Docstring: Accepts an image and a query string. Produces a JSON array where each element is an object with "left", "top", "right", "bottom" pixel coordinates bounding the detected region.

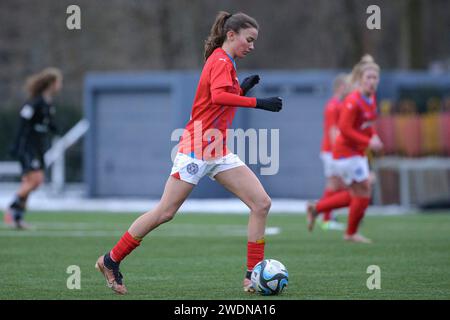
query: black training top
[{"left": 11, "top": 95, "right": 60, "bottom": 157}]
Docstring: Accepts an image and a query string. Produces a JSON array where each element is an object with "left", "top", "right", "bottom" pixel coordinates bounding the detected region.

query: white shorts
[
  {"left": 320, "top": 152, "right": 337, "bottom": 178},
  {"left": 170, "top": 152, "right": 245, "bottom": 185},
  {"left": 333, "top": 156, "right": 370, "bottom": 186}
]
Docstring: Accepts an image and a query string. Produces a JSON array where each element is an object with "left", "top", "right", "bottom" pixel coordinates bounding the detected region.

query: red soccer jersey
[
  {"left": 333, "top": 90, "right": 378, "bottom": 158},
  {"left": 320, "top": 97, "right": 340, "bottom": 153},
  {"left": 178, "top": 48, "right": 256, "bottom": 160}
]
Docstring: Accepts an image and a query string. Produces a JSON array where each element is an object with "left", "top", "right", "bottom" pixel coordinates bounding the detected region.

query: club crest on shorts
[
  {"left": 355, "top": 167, "right": 363, "bottom": 177},
  {"left": 187, "top": 162, "right": 199, "bottom": 175}
]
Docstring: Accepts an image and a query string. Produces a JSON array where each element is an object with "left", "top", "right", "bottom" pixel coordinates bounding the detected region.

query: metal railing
[
  {"left": 372, "top": 156, "right": 450, "bottom": 207},
  {"left": 0, "top": 119, "right": 90, "bottom": 194}
]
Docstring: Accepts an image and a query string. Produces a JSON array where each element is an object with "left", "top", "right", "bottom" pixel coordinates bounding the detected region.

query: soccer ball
[{"left": 251, "top": 259, "right": 288, "bottom": 295}]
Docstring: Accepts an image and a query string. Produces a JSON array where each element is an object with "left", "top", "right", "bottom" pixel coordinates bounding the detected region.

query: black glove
[
  {"left": 240, "top": 75, "right": 260, "bottom": 96},
  {"left": 256, "top": 97, "right": 283, "bottom": 112}
]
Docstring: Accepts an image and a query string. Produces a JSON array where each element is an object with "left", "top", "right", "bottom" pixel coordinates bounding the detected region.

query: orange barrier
[
  {"left": 440, "top": 113, "right": 450, "bottom": 156},
  {"left": 376, "top": 116, "right": 396, "bottom": 154},
  {"left": 394, "top": 115, "right": 421, "bottom": 157},
  {"left": 376, "top": 113, "right": 450, "bottom": 157},
  {"left": 421, "top": 113, "right": 442, "bottom": 155}
]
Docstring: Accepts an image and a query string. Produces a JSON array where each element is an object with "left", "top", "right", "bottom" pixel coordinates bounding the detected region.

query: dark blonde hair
[
  {"left": 25, "top": 67, "right": 62, "bottom": 99},
  {"left": 333, "top": 73, "right": 349, "bottom": 92},
  {"left": 333, "top": 73, "right": 352, "bottom": 100},
  {"left": 350, "top": 54, "right": 380, "bottom": 85},
  {"left": 204, "top": 11, "right": 259, "bottom": 61}
]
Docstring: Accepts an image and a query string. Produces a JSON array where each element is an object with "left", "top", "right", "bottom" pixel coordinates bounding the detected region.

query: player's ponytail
[
  {"left": 350, "top": 54, "right": 380, "bottom": 85},
  {"left": 25, "top": 67, "right": 62, "bottom": 99},
  {"left": 204, "top": 11, "right": 259, "bottom": 61}
]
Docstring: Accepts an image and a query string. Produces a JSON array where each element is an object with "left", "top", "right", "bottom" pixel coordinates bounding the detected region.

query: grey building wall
[{"left": 84, "top": 71, "right": 450, "bottom": 199}]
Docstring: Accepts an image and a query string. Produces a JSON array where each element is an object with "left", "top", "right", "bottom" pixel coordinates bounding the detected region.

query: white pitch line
[
  {"left": 0, "top": 231, "right": 123, "bottom": 237},
  {"left": 0, "top": 225, "right": 282, "bottom": 237},
  {"left": 265, "top": 227, "right": 281, "bottom": 235}
]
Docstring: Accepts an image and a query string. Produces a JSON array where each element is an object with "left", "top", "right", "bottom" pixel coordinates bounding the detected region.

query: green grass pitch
[{"left": 0, "top": 211, "right": 449, "bottom": 300}]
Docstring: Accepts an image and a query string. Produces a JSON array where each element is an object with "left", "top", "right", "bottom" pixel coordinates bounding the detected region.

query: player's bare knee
[
  {"left": 263, "top": 196, "right": 272, "bottom": 212},
  {"left": 159, "top": 205, "right": 179, "bottom": 223},
  {"left": 360, "top": 181, "right": 371, "bottom": 194},
  {"left": 32, "top": 177, "right": 43, "bottom": 189},
  {"left": 36, "top": 178, "right": 44, "bottom": 188},
  {"left": 352, "top": 181, "right": 371, "bottom": 197},
  {"left": 28, "top": 180, "right": 38, "bottom": 190},
  {"left": 251, "top": 195, "right": 271, "bottom": 216},
  {"left": 160, "top": 212, "right": 176, "bottom": 223}
]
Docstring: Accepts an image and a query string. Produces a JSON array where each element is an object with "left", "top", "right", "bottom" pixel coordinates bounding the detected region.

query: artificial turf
[{"left": 0, "top": 211, "right": 449, "bottom": 300}]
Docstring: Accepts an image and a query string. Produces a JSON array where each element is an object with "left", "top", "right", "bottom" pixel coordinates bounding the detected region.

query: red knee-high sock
[
  {"left": 321, "top": 189, "right": 338, "bottom": 221},
  {"left": 346, "top": 196, "right": 370, "bottom": 236},
  {"left": 247, "top": 239, "right": 265, "bottom": 271},
  {"left": 110, "top": 231, "right": 142, "bottom": 263},
  {"left": 316, "top": 190, "right": 351, "bottom": 214}
]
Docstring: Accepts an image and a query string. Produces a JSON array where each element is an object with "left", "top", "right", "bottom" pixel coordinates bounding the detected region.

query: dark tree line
[{"left": 0, "top": 0, "right": 448, "bottom": 108}]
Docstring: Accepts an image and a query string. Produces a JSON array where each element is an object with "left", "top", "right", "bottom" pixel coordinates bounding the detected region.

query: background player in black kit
[{"left": 4, "top": 67, "right": 63, "bottom": 229}]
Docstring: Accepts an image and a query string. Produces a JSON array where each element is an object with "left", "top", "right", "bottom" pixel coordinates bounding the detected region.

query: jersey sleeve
[
  {"left": 325, "top": 105, "right": 338, "bottom": 129},
  {"left": 11, "top": 104, "right": 34, "bottom": 157},
  {"left": 338, "top": 100, "right": 371, "bottom": 147},
  {"left": 211, "top": 87, "right": 256, "bottom": 108},
  {"left": 209, "top": 58, "right": 256, "bottom": 107},
  {"left": 210, "top": 58, "right": 234, "bottom": 90},
  {"left": 331, "top": 103, "right": 340, "bottom": 126},
  {"left": 370, "top": 97, "right": 378, "bottom": 136}
]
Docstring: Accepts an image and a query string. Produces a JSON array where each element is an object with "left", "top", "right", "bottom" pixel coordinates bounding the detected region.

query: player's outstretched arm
[{"left": 211, "top": 87, "right": 282, "bottom": 112}]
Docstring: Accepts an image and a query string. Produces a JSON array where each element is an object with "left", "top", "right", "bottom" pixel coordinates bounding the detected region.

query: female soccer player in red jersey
[
  {"left": 307, "top": 55, "right": 383, "bottom": 243},
  {"left": 317, "top": 73, "right": 349, "bottom": 231},
  {"left": 95, "top": 11, "right": 282, "bottom": 294}
]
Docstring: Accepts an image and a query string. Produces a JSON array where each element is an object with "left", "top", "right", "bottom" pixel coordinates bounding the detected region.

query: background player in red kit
[
  {"left": 307, "top": 55, "right": 383, "bottom": 243},
  {"left": 317, "top": 73, "right": 349, "bottom": 231},
  {"left": 95, "top": 11, "right": 283, "bottom": 294}
]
